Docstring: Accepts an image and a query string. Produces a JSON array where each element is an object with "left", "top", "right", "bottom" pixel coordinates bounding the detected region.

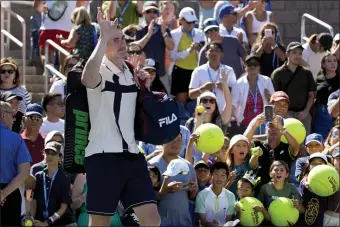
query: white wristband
[{"left": 53, "top": 212, "right": 60, "bottom": 219}]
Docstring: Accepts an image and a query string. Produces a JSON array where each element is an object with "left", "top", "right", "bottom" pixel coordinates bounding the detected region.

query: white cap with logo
[
  {"left": 179, "top": 7, "right": 198, "bottom": 23},
  {"left": 163, "top": 159, "right": 190, "bottom": 177}
]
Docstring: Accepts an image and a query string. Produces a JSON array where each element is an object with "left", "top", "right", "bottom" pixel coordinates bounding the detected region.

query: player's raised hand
[{"left": 97, "top": 7, "right": 119, "bottom": 41}]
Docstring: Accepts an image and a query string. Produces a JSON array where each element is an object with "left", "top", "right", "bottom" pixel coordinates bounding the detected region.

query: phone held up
[
  {"left": 264, "top": 29, "right": 272, "bottom": 39},
  {"left": 264, "top": 105, "right": 274, "bottom": 122}
]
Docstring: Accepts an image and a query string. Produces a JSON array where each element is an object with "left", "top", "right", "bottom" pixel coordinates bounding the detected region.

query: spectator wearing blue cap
[
  {"left": 198, "top": 18, "right": 247, "bottom": 78},
  {"left": 244, "top": 0, "right": 275, "bottom": 46},
  {"left": 294, "top": 133, "right": 329, "bottom": 181},
  {"left": 218, "top": 4, "right": 248, "bottom": 48},
  {"left": 0, "top": 101, "right": 31, "bottom": 226},
  {"left": 21, "top": 103, "right": 45, "bottom": 165}
]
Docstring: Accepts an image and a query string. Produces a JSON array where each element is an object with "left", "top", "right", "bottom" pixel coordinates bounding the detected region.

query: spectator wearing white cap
[
  {"left": 199, "top": 18, "right": 247, "bottom": 78},
  {"left": 149, "top": 133, "right": 198, "bottom": 226},
  {"left": 135, "top": 1, "right": 174, "bottom": 91},
  {"left": 168, "top": 7, "right": 205, "bottom": 106},
  {"left": 21, "top": 103, "right": 45, "bottom": 165}
]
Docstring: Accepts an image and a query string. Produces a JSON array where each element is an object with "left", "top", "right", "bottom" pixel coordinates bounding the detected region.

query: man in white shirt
[
  {"left": 189, "top": 41, "right": 237, "bottom": 112},
  {"left": 80, "top": 10, "right": 160, "bottom": 227},
  {"left": 40, "top": 93, "right": 65, "bottom": 137}
]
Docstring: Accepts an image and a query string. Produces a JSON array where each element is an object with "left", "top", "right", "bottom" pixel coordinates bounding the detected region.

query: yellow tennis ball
[
  {"left": 238, "top": 197, "right": 264, "bottom": 226},
  {"left": 281, "top": 118, "right": 306, "bottom": 144},
  {"left": 138, "top": 146, "right": 145, "bottom": 155},
  {"left": 308, "top": 165, "right": 339, "bottom": 197},
  {"left": 268, "top": 197, "right": 299, "bottom": 226},
  {"left": 195, "top": 123, "right": 224, "bottom": 154},
  {"left": 24, "top": 220, "right": 33, "bottom": 227},
  {"left": 196, "top": 105, "right": 204, "bottom": 113}
]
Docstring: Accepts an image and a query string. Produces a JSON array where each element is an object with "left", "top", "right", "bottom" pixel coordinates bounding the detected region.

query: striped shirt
[
  {"left": 0, "top": 85, "right": 31, "bottom": 114},
  {"left": 85, "top": 56, "right": 139, "bottom": 157}
]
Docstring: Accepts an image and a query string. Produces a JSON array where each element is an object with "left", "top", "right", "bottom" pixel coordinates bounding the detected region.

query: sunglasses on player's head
[{"left": 200, "top": 98, "right": 216, "bottom": 104}]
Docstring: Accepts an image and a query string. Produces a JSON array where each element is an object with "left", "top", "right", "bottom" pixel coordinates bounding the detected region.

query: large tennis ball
[
  {"left": 268, "top": 197, "right": 299, "bottom": 226},
  {"left": 238, "top": 197, "right": 264, "bottom": 226},
  {"left": 308, "top": 165, "right": 339, "bottom": 197},
  {"left": 281, "top": 118, "right": 306, "bottom": 144},
  {"left": 195, "top": 123, "right": 224, "bottom": 154}
]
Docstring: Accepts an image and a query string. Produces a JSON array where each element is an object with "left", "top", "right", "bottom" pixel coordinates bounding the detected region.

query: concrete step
[
  {"left": 18, "top": 66, "right": 37, "bottom": 76},
  {"left": 25, "top": 74, "right": 45, "bottom": 84},
  {"left": 4, "top": 50, "right": 31, "bottom": 59},
  {"left": 26, "top": 83, "right": 46, "bottom": 93},
  {"left": 30, "top": 92, "right": 45, "bottom": 104}
]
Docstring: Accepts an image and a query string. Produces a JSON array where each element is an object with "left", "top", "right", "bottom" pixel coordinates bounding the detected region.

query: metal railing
[
  {"left": 44, "top": 39, "right": 70, "bottom": 93},
  {"left": 301, "top": 13, "right": 334, "bottom": 44},
  {"left": 0, "top": 6, "right": 27, "bottom": 85}
]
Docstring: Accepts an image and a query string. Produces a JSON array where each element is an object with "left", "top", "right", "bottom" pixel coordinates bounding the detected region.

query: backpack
[
  {"left": 125, "top": 62, "right": 181, "bottom": 145},
  {"left": 47, "top": 0, "right": 68, "bottom": 21},
  {"left": 64, "top": 59, "right": 89, "bottom": 174}
]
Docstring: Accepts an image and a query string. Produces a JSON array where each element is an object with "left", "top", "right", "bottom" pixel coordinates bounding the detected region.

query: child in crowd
[
  {"left": 201, "top": 137, "right": 230, "bottom": 166},
  {"left": 195, "top": 162, "right": 236, "bottom": 226},
  {"left": 194, "top": 161, "right": 211, "bottom": 191},
  {"left": 257, "top": 161, "right": 305, "bottom": 225},
  {"left": 324, "top": 147, "right": 340, "bottom": 226},
  {"left": 235, "top": 172, "right": 271, "bottom": 222},
  {"left": 295, "top": 133, "right": 327, "bottom": 181},
  {"left": 298, "top": 153, "right": 329, "bottom": 226},
  {"left": 225, "top": 135, "right": 260, "bottom": 197},
  {"left": 148, "top": 165, "right": 161, "bottom": 194}
]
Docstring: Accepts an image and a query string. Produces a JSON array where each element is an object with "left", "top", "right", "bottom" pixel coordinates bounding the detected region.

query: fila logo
[{"left": 159, "top": 114, "right": 178, "bottom": 127}]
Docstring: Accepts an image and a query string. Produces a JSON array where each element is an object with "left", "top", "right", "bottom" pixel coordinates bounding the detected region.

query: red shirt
[
  {"left": 242, "top": 91, "right": 264, "bottom": 127},
  {"left": 21, "top": 130, "right": 45, "bottom": 165}
]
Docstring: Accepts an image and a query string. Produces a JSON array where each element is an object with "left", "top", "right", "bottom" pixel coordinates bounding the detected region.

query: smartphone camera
[
  {"left": 264, "top": 105, "right": 274, "bottom": 122},
  {"left": 264, "top": 29, "right": 272, "bottom": 39}
]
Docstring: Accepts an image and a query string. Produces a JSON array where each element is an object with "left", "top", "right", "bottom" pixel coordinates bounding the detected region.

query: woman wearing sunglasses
[
  {"left": 231, "top": 55, "right": 275, "bottom": 128},
  {"left": 0, "top": 57, "right": 31, "bottom": 132}
]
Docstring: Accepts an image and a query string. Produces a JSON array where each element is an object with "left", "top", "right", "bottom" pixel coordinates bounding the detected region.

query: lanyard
[
  {"left": 207, "top": 65, "right": 221, "bottom": 95},
  {"left": 117, "top": 0, "right": 131, "bottom": 23},
  {"left": 249, "top": 77, "right": 259, "bottom": 114},
  {"left": 43, "top": 169, "right": 59, "bottom": 219}
]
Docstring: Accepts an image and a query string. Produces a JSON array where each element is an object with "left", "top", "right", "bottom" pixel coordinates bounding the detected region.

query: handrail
[
  {"left": 301, "top": 13, "right": 334, "bottom": 44},
  {"left": 44, "top": 39, "right": 70, "bottom": 93},
  {"left": 0, "top": 7, "right": 27, "bottom": 86}
]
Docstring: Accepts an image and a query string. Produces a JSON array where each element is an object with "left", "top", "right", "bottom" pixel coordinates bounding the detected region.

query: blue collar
[{"left": 0, "top": 122, "right": 7, "bottom": 128}]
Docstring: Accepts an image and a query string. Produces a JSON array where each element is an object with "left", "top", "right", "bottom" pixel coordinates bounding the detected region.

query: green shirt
[{"left": 102, "top": 0, "right": 141, "bottom": 28}]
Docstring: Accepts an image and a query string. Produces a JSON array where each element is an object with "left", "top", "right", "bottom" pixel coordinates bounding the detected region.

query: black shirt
[
  {"left": 271, "top": 63, "right": 317, "bottom": 111},
  {"left": 33, "top": 168, "right": 75, "bottom": 226},
  {"left": 251, "top": 44, "right": 286, "bottom": 77},
  {"left": 253, "top": 140, "right": 295, "bottom": 189},
  {"left": 315, "top": 72, "right": 340, "bottom": 105},
  {"left": 12, "top": 111, "right": 23, "bottom": 133}
]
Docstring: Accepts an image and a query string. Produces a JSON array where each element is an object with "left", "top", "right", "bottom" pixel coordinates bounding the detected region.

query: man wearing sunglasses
[
  {"left": 199, "top": 18, "right": 246, "bottom": 78},
  {"left": 0, "top": 91, "right": 24, "bottom": 133},
  {"left": 21, "top": 103, "right": 45, "bottom": 165}
]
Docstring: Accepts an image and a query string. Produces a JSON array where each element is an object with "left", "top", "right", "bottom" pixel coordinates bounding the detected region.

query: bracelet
[{"left": 53, "top": 212, "right": 60, "bottom": 219}]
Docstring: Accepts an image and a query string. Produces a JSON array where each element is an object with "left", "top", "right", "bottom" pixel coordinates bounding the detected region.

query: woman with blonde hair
[
  {"left": 250, "top": 22, "right": 286, "bottom": 77},
  {"left": 58, "top": 6, "right": 98, "bottom": 61}
]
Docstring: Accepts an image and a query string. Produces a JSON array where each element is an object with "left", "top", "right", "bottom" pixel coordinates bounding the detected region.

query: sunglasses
[
  {"left": 200, "top": 98, "right": 216, "bottom": 104},
  {"left": 128, "top": 50, "right": 142, "bottom": 55},
  {"left": 205, "top": 28, "right": 218, "bottom": 35},
  {"left": 53, "top": 101, "right": 65, "bottom": 107},
  {"left": 28, "top": 115, "right": 42, "bottom": 121},
  {"left": 185, "top": 20, "right": 195, "bottom": 24},
  {"left": 146, "top": 10, "right": 158, "bottom": 14},
  {"left": 0, "top": 69, "right": 15, "bottom": 74},
  {"left": 45, "top": 150, "right": 59, "bottom": 156}
]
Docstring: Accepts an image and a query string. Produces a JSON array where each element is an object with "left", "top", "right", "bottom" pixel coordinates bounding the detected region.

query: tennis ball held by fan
[
  {"left": 308, "top": 164, "right": 339, "bottom": 197},
  {"left": 280, "top": 118, "right": 306, "bottom": 144},
  {"left": 238, "top": 197, "right": 264, "bottom": 226},
  {"left": 196, "top": 105, "right": 205, "bottom": 114},
  {"left": 195, "top": 123, "right": 224, "bottom": 154},
  {"left": 268, "top": 197, "right": 299, "bottom": 226}
]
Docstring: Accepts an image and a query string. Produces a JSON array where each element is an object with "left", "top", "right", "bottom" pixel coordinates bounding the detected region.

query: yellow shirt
[
  {"left": 175, "top": 33, "right": 197, "bottom": 70},
  {"left": 102, "top": 1, "right": 140, "bottom": 28}
]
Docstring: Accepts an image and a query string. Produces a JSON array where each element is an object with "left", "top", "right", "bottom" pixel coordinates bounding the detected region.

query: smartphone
[
  {"left": 265, "top": 29, "right": 272, "bottom": 39},
  {"left": 264, "top": 105, "right": 274, "bottom": 121}
]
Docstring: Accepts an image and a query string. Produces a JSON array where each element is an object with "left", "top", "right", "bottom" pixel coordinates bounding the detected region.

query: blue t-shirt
[{"left": 0, "top": 123, "right": 32, "bottom": 183}]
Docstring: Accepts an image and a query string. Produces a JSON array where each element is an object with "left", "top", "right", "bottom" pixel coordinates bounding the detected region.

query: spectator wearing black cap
[
  {"left": 0, "top": 91, "right": 24, "bottom": 133},
  {"left": 168, "top": 7, "right": 205, "bottom": 106},
  {"left": 29, "top": 141, "right": 76, "bottom": 226},
  {"left": 271, "top": 41, "right": 316, "bottom": 135},
  {"left": 21, "top": 103, "right": 45, "bottom": 165},
  {"left": 199, "top": 18, "right": 247, "bottom": 78},
  {"left": 0, "top": 101, "right": 31, "bottom": 226},
  {"left": 302, "top": 33, "right": 334, "bottom": 79},
  {"left": 103, "top": 0, "right": 143, "bottom": 28},
  {"left": 142, "top": 58, "right": 166, "bottom": 93},
  {"left": 136, "top": 1, "right": 174, "bottom": 90},
  {"left": 231, "top": 55, "right": 274, "bottom": 127}
]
